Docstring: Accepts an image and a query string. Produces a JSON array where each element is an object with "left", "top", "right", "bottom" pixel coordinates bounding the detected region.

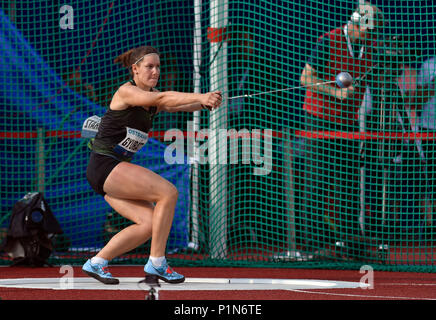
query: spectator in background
[
  {"left": 392, "top": 60, "right": 430, "bottom": 237},
  {"left": 299, "top": 1, "right": 384, "bottom": 259},
  {"left": 385, "top": 62, "right": 423, "bottom": 239},
  {"left": 415, "top": 57, "right": 436, "bottom": 237}
]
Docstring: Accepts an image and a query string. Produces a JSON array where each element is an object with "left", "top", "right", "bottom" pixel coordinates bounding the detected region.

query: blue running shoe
[
  {"left": 144, "top": 259, "right": 185, "bottom": 284},
  {"left": 82, "top": 259, "right": 119, "bottom": 285}
]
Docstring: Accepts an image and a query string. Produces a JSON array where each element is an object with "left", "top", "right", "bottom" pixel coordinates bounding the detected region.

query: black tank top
[{"left": 91, "top": 80, "right": 157, "bottom": 161}]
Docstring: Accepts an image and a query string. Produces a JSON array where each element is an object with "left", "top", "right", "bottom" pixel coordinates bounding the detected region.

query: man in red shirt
[{"left": 299, "top": 2, "right": 385, "bottom": 259}]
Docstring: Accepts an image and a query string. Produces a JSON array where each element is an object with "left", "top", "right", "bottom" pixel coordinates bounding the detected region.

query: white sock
[
  {"left": 91, "top": 256, "right": 108, "bottom": 265},
  {"left": 150, "top": 256, "right": 166, "bottom": 267}
]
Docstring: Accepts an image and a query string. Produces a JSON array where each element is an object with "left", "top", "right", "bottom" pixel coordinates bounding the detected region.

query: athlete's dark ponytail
[{"left": 114, "top": 46, "right": 160, "bottom": 76}]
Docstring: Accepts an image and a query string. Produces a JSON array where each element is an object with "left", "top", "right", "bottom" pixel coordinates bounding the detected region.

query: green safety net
[{"left": 0, "top": 0, "right": 434, "bottom": 272}]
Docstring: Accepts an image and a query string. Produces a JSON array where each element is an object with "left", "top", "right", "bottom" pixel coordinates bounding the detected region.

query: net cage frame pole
[
  {"left": 188, "top": 0, "right": 203, "bottom": 251},
  {"left": 356, "top": 0, "right": 366, "bottom": 237},
  {"left": 209, "top": 0, "right": 228, "bottom": 259},
  {"left": 359, "top": 90, "right": 368, "bottom": 236},
  {"left": 36, "top": 127, "right": 45, "bottom": 193},
  {"left": 282, "top": 128, "right": 298, "bottom": 258}
]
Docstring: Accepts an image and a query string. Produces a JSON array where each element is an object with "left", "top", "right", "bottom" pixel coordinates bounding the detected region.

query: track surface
[{"left": 0, "top": 266, "right": 434, "bottom": 300}]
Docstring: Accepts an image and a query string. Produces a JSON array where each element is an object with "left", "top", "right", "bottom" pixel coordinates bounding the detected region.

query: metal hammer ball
[{"left": 336, "top": 72, "right": 353, "bottom": 88}]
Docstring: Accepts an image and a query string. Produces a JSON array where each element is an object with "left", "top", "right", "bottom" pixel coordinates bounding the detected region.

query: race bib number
[
  {"left": 114, "top": 127, "right": 149, "bottom": 158},
  {"left": 81, "top": 115, "right": 101, "bottom": 138}
]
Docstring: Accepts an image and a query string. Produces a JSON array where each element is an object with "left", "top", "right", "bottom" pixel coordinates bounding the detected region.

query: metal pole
[
  {"left": 36, "top": 127, "right": 45, "bottom": 193},
  {"left": 209, "top": 0, "right": 228, "bottom": 259},
  {"left": 359, "top": 87, "right": 369, "bottom": 235},
  {"left": 189, "top": 0, "right": 202, "bottom": 251}
]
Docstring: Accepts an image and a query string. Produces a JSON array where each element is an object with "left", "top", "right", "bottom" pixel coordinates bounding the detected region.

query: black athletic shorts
[{"left": 86, "top": 151, "right": 121, "bottom": 196}]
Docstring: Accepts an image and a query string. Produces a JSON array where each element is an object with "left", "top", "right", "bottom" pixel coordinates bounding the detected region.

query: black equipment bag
[{"left": 0, "top": 192, "right": 64, "bottom": 267}]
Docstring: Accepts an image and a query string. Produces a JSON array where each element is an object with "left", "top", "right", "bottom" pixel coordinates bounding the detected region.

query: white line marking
[
  {"left": 0, "top": 277, "right": 366, "bottom": 291},
  {"left": 288, "top": 288, "right": 436, "bottom": 300}
]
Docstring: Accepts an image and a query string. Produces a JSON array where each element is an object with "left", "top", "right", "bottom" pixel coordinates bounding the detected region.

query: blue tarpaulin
[{"left": 0, "top": 8, "right": 189, "bottom": 250}]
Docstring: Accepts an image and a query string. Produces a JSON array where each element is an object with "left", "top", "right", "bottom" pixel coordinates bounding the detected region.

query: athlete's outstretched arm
[{"left": 114, "top": 84, "right": 222, "bottom": 111}]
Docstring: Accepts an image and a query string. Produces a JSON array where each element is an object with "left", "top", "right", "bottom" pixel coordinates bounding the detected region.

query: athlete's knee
[
  {"left": 137, "top": 222, "right": 152, "bottom": 237},
  {"left": 134, "top": 213, "right": 152, "bottom": 234},
  {"left": 152, "top": 181, "right": 178, "bottom": 204},
  {"left": 159, "top": 182, "right": 178, "bottom": 201},
  {"left": 168, "top": 184, "right": 179, "bottom": 199}
]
